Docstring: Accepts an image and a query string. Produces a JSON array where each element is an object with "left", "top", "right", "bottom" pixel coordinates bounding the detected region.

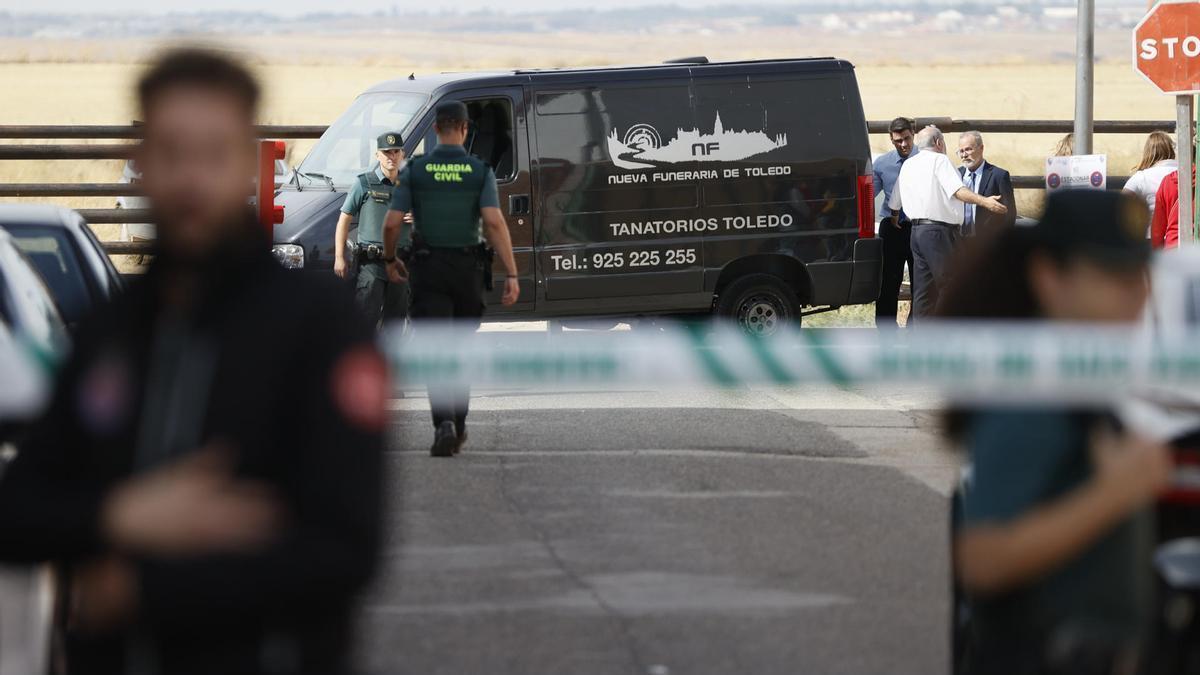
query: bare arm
[
  {"left": 382, "top": 209, "right": 406, "bottom": 257},
  {"left": 482, "top": 206, "right": 520, "bottom": 306},
  {"left": 333, "top": 213, "right": 352, "bottom": 278},
  {"left": 957, "top": 433, "right": 1170, "bottom": 594},
  {"left": 953, "top": 187, "right": 1007, "bottom": 213},
  {"left": 482, "top": 207, "right": 517, "bottom": 277}
]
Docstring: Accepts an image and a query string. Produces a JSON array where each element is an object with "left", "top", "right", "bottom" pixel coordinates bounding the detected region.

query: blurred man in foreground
[{"left": 0, "top": 49, "right": 384, "bottom": 675}]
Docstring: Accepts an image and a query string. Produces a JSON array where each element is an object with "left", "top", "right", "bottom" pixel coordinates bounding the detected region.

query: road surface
[{"left": 357, "top": 376, "right": 956, "bottom": 675}]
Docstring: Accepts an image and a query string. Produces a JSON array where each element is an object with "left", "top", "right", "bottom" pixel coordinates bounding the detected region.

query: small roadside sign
[{"left": 1045, "top": 154, "right": 1107, "bottom": 192}]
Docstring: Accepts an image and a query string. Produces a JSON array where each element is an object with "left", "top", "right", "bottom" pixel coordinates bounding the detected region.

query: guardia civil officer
[
  {"left": 383, "top": 100, "right": 520, "bottom": 457},
  {"left": 333, "top": 131, "right": 411, "bottom": 327},
  {"left": 940, "top": 190, "right": 1171, "bottom": 675},
  {"left": 0, "top": 49, "right": 384, "bottom": 674}
]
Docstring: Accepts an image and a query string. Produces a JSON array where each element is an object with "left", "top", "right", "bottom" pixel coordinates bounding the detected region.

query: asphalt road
[{"left": 355, "top": 378, "right": 958, "bottom": 675}]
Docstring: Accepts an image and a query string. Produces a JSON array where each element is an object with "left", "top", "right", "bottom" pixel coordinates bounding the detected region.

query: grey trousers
[{"left": 909, "top": 220, "right": 957, "bottom": 321}]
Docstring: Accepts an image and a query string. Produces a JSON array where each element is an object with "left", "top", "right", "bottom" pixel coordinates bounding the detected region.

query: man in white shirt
[{"left": 888, "top": 126, "right": 1007, "bottom": 319}]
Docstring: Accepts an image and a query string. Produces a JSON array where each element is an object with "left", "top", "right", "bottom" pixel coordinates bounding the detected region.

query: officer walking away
[
  {"left": 0, "top": 49, "right": 384, "bottom": 675},
  {"left": 873, "top": 117, "right": 917, "bottom": 329},
  {"left": 334, "top": 131, "right": 411, "bottom": 328},
  {"left": 939, "top": 190, "right": 1171, "bottom": 675},
  {"left": 888, "top": 125, "right": 1007, "bottom": 320},
  {"left": 383, "top": 100, "right": 520, "bottom": 458}
]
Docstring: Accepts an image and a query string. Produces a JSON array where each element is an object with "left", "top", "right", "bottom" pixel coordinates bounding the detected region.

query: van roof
[{"left": 363, "top": 57, "right": 853, "bottom": 95}]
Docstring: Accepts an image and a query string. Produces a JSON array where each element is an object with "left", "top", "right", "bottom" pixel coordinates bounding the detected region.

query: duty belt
[{"left": 356, "top": 243, "right": 389, "bottom": 262}]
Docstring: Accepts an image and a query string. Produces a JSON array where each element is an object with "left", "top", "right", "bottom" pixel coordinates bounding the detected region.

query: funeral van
[{"left": 274, "top": 56, "right": 881, "bottom": 334}]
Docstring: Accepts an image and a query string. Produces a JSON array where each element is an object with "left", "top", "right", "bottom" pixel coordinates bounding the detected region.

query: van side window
[
  {"left": 410, "top": 124, "right": 433, "bottom": 159},
  {"left": 692, "top": 76, "right": 856, "bottom": 208},
  {"left": 533, "top": 85, "right": 699, "bottom": 217},
  {"left": 463, "top": 98, "right": 516, "bottom": 182}
]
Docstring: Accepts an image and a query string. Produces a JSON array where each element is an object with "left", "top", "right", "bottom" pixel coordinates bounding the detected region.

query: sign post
[
  {"left": 1134, "top": 0, "right": 1200, "bottom": 245},
  {"left": 1181, "top": 96, "right": 1194, "bottom": 245},
  {"left": 1075, "top": 0, "right": 1095, "bottom": 155}
]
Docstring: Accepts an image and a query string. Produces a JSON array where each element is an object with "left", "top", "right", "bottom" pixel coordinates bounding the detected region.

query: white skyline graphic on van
[{"left": 606, "top": 112, "right": 789, "bottom": 170}]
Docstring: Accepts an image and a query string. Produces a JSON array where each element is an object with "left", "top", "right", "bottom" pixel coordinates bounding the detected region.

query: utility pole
[{"left": 1074, "top": 0, "right": 1095, "bottom": 155}]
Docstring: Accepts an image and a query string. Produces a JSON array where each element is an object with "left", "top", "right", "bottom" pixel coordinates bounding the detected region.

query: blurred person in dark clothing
[
  {"left": 940, "top": 190, "right": 1171, "bottom": 675},
  {"left": 0, "top": 49, "right": 385, "bottom": 675}
]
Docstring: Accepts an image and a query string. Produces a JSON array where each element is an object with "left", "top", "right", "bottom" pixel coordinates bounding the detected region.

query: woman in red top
[{"left": 1151, "top": 166, "right": 1196, "bottom": 248}]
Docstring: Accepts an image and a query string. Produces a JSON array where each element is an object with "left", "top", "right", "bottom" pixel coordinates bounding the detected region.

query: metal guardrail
[
  {"left": 0, "top": 125, "right": 327, "bottom": 139},
  {"left": 0, "top": 125, "right": 326, "bottom": 230},
  {"left": 101, "top": 241, "right": 155, "bottom": 255},
  {"left": 0, "top": 120, "right": 1174, "bottom": 255},
  {"left": 0, "top": 184, "right": 143, "bottom": 197},
  {"left": 77, "top": 209, "right": 153, "bottom": 225},
  {"left": 864, "top": 118, "right": 1175, "bottom": 135}
]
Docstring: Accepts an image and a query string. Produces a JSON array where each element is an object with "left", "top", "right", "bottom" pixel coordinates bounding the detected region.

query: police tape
[{"left": 381, "top": 322, "right": 1200, "bottom": 403}]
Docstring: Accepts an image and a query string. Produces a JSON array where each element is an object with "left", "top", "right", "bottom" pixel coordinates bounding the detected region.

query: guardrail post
[{"left": 257, "top": 140, "right": 286, "bottom": 238}]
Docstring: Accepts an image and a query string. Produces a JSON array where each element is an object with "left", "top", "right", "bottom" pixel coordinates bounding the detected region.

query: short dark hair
[
  {"left": 138, "top": 48, "right": 260, "bottom": 119},
  {"left": 888, "top": 117, "right": 915, "bottom": 135}
]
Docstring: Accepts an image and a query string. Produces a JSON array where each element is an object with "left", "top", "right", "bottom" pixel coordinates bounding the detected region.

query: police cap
[
  {"left": 435, "top": 100, "right": 469, "bottom": 125},
  {"left": 377, "top": 131, "right": 404, "bottom": 150},
  {"left": 1030, "top": 189, "right": 1151, "bottom": 269}
]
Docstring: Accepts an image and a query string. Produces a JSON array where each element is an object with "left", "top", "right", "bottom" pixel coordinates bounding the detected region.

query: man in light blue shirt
[{"left": 872, "top": 117, "right": 917, "bottom": 328}]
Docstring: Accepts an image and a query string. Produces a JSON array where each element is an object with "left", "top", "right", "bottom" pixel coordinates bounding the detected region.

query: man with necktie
[{"left": 957, "top": 131, "right": 1017, "bottom": 238}]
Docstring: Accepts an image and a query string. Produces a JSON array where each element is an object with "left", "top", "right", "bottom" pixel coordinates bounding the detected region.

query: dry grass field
[{"left": 0, "top": 27, "right": 1178, "bottom": 268}]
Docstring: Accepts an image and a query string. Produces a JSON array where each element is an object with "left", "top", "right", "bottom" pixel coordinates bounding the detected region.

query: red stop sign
[{"left": 1135, "top": 0, "right": 1200, "bottom": 94}]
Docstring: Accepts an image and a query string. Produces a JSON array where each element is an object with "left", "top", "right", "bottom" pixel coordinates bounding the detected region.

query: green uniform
[
  {"left": 961, "top": 409, "right": 1154, "bottom": 672},
  {"left": 340, "top": 165, "right": 409, "bottom": 327},
  {"left": 390, "top": 143, "right": 500, "bottom": 436},
  {"left": 391, "top": 144, "right": 499, "bottom": 247}
]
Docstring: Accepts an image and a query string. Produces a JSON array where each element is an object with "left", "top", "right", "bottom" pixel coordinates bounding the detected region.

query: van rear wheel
[{"left": 715, "top": 274, "right": 801, "bottom": 336}]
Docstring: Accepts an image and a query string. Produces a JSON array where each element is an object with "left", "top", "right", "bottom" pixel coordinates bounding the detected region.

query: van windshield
[{"left": 296, "top": 92, "right": 428, "bottom": 188}]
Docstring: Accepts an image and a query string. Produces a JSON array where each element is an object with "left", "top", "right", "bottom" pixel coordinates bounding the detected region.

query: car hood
[{"left": 271, "top": 189, "right": 345, "bottom": 244}]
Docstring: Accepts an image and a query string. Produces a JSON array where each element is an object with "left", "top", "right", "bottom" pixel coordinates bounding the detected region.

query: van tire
[{"left": 714, "top": 274, "right": 801, "bottom": 336}]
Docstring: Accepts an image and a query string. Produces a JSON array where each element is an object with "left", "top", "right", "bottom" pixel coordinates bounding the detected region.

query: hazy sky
[{"left": 0, "top": 0, "right": 970, "bottom": 14}]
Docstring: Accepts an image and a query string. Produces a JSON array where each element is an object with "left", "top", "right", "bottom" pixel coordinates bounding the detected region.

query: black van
[{"left": 275, "top": 57, "right": 881, "bottom": 333}]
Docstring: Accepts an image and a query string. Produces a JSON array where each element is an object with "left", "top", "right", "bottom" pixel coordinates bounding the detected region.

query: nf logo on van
[{"left": 606, "top": 112, "right": 789, "bottom": 170}]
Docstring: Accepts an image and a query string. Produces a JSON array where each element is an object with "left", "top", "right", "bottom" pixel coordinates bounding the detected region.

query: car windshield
[
  {"left": 2, "top": 224, "right": 93, "bottom": 326},
  {"left": 296, "top": 92, "right": 428, "bottom": 187}
]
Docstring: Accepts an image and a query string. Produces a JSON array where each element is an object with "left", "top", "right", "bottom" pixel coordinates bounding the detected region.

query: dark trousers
[
  {"left": 910, "top": 220, "right": 957, "bottom": 321},
  {"left": 409, "top": 249, "right": 486, "bottom": 434},
  {"left": 355, "top": 262, "right": 410, "bottom": 329},
  {"left": 875, "top": 218, "right": 913, "bottom": 328}
]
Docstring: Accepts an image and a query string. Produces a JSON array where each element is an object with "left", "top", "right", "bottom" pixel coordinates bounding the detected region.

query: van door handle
[{"left": 508, "top": 194, "right": 531, "bottom": 216}]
